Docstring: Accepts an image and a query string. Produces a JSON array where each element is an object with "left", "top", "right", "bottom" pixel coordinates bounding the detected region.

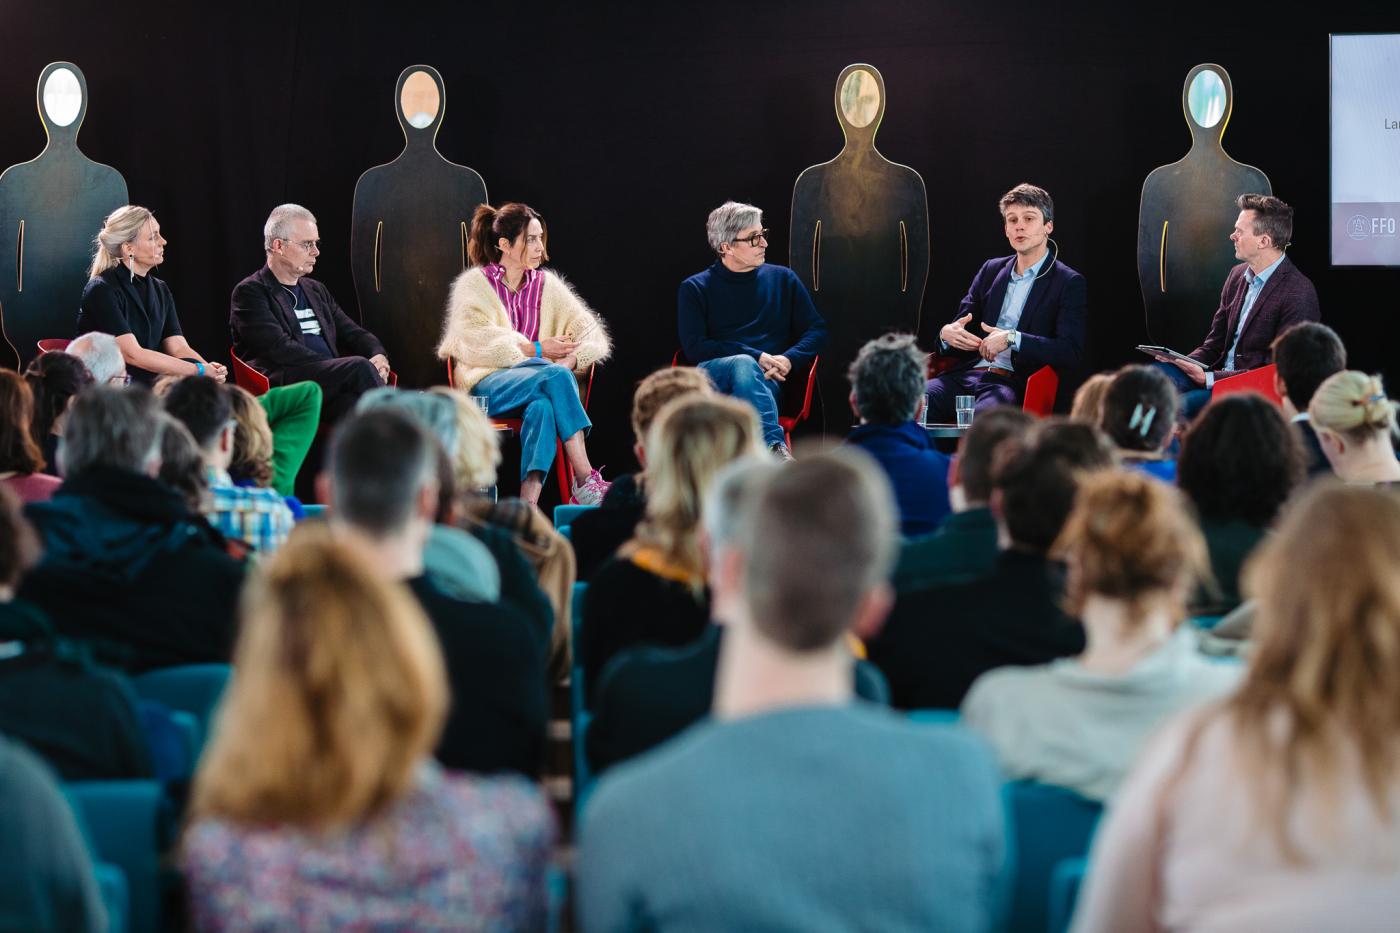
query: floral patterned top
[{"left": 180, "top": 763, "right": 554, "bottom": 932}]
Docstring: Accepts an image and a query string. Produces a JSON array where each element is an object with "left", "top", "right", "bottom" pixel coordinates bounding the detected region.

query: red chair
[
  {"left": 671, "top": 351, "right": 819, "bottom": 447},
  {"left": 231, "top": 347, "right": 398, "bottom": 398},
  {"left": 927, "top": 357, "right": 1059, "bottom": 416},
  {"left": 446, "top": 357, "right": 595, "bottom": 503},
  {"left": 36, "top": 338, "right": 71, "bottom": 355},
  {"left": 1211, "top": 363, "right": 1281, "bottom": 405}
]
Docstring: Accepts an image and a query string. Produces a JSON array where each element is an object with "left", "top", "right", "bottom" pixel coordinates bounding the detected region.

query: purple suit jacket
[{"left": 1188, "top": 256, "right": 1320, "bottom": 373}]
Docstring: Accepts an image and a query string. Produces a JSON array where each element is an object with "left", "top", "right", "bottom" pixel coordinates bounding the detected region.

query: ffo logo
[{"left": 1349, "top": 214, "right": 1399, "bottom": 240}]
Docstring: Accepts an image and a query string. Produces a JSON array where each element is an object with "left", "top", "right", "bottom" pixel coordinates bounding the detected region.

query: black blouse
[{"left": 77, "top": 266, "right": 184, "bottom": 384}]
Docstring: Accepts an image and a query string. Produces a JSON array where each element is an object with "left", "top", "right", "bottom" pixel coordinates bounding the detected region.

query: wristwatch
[{"left": 1007, "top": 330, "right": 1019, "bottom": 351}]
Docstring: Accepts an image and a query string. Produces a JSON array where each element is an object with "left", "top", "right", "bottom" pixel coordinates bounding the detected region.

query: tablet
[{"left": 1136, "top": 344, "right": 1197, "bottom": 365}]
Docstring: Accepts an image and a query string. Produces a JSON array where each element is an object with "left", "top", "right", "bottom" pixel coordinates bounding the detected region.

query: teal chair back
[
  {"left": 1005, "top": 781, "right": 1102, "bottom": 933},
  {"left": 570, "top": 582, "right": 595, "bottom": 816},
  {"left": 132, "top": 664, "right": 232, "bottom": 759},
  {"left": 1049, "top": 856, "right": 1088, "bottom": 933},
  {"left": 553, "top": 504, "right": 596, "bottom": 529},
  {"left": 907, "top": 708, "right": 961, "bottom": 726},
  {"left": 64, "top": 780, "right": 169, "bottom": 933},
  {"left": 92, "top": 863, "right": 129, "bottom": 933}
]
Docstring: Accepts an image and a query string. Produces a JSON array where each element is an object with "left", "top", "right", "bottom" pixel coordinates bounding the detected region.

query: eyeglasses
[
  {"left": 731, "top": 229, "right": 769, "bottom": 247},
  {"left": 282, "top": 238, "right": 320, "bottom": 251}
]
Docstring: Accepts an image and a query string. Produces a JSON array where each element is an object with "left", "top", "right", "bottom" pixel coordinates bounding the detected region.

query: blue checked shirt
[{"left": 205, "top": 467, "right": 296, "bottom": 555}]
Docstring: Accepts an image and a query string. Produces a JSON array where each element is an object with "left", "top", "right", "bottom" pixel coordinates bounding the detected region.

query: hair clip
[{"left": 1129, "top": 403, "right": 1157, "bottom": 438}]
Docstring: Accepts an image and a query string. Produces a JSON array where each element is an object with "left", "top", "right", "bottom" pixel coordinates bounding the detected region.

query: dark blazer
[
  {"left": 586, "top": 624, "right": 890, "bottom": 774},
  {"left": 1188, "top": 256, "right": 1320, "bottom": 373},
  {"left": 229, "top": 266, "right": 385, "bottom": 384},
  {"left": 866, "top": 550, "right": 1085, "bottom": 711},
  {"left": 937, "top": 253, "right": 1087, "bottom": 391}
]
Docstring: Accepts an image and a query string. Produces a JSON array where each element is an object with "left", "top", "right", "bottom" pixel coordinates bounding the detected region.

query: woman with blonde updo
[
  {"left": 962, "top": 470, "right": 1239, "bottom": 801},
  {"left": 77, "top": 206, "right": 227, "bottom": 385},
  {"left": 180, "top": 525, "right": 552, "bottom": 930},
  {"left": 1074, "top": 483, "right": 1400, "bottom": 930},
  {"left": 579, "top": 394, "right": 765, "bottom": 696},
  {"left": 437, "top": 202, "right": 612, "bottom": 506},
  {"left": 1308, "top": 370, "right": 1400, "bottom": 483}
]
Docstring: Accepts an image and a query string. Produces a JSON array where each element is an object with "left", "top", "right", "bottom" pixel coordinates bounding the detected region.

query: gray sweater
[
  {"left": 577, "top": 703, "right": 1005, "bottom": 933},
  {"left": 962, "top": 628, "right": 1241, "bottom": 801}
]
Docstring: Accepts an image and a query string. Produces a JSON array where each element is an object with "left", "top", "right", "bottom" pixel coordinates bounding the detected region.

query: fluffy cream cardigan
[{"left": 436, "top": 267, "right": 611, "bottom": 392}]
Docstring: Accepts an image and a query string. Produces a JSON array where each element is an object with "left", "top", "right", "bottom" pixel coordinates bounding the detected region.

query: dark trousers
[
  {"left": 1153, "top": 361, "right": 1212, "bottom": 420},
  {"left": 275, "top": 356, "right": 384, "bottom": 426},
  {"left": 925, "top": 367, "right": 1019, "bottom": 423}
]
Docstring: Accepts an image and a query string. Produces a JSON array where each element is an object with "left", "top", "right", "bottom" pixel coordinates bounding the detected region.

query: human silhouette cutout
[
  {"left": 351, "top": 65, "right": 488, "bottom": 388},
  {"left": 791, "top": 63, "right": 929, "bottom": 430},
  {"left": 0, "top": 62, "right": 128, "bottom": 369},
  {"left": 1138, "top": 64, "right": 1271, "bottom": 353}
]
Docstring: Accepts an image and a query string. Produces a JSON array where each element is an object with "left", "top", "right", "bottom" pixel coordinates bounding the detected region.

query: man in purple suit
[
  {"left": 1156, "top": 194, "right": 1320, "bottom": 412},
  {"left": 926, "top": 183, "right": 1086, "bottom": 421}
]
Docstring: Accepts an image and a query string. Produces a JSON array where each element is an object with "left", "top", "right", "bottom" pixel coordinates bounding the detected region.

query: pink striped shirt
[{"left": 484, "top": 264, "right": 544, "bottom": 342}]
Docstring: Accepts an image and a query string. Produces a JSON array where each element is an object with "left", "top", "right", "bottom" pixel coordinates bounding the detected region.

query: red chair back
[
  {"left": 1022, "top": 365, "right": 1059, "bottom": 416},
  {"left": 228, "top": 348, "right": 270, "bottom": 396},
  {"left": 36, "top": 338, "right": 71, "bottom": 355},
  {"left": 1211, "top": 364, "right": 1281, "bottom": 405}
]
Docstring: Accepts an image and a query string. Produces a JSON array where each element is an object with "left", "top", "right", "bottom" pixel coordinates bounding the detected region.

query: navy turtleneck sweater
[{"left": 677, "top": 261, "right": 826, "bottom": 365}]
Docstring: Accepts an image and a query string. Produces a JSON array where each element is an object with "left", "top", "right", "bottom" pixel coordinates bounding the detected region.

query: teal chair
[
  {"left": 92, "top": 862, "right": 129, "bottom": 933},
  {"left": 908, "top": 708, "right": 961, "bottom": 726},
  {"left": 64, "top": 780, "right": 170, "bottom": 933},
  {"left": 553, "top": 504, "right": 596, "bottom": 529},
  {"left": 1005, "top": 782, "right": 1102, "bottom": 933},
  {"left": 559, "top": 525, "right": 573, "bottom": 543},
  {"left": 570, "top": 582, "right": 595, "bottom": 817},
  {"left": 132, "top": 664, "right": 232, "bottom": 758},
  {"left": 1049, "top": 856, "right": 1089, "bottom": 933},
  {"left": 301, "top": 503, "right": 327, "bottom": 519}
]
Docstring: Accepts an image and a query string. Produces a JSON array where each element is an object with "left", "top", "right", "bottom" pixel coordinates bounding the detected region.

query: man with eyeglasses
[
  {"left": 230, "top": 203, "right": 391, "bottom": 425},
  {"left": 678, "top": 201, "right": 826, "bottom": 460},
  {"left": 67, "top": 330, "right": 130, "bottom": 386}
]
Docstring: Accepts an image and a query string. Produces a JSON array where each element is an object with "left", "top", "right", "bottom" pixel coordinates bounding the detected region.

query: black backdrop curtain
[{"left": 3, "top": 0, "right": 1394, "bottom": 476}]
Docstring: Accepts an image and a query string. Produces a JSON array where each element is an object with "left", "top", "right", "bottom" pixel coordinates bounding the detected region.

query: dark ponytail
[
  {"left": 24, "top": 352, "right": 94, "bottom": 444},
  {"left": 466, "top": 202, "right": 547, "bottom": 268}
]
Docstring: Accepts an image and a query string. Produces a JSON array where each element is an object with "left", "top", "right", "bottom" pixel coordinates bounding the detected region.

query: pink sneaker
[{"left": 571, "top": 468, "right": 611, "bottom": 506}]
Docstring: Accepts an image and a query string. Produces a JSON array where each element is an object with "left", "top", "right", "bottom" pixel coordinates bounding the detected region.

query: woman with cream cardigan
[{"left": 437, "top": 203, "right": 611, "bottom": 506}]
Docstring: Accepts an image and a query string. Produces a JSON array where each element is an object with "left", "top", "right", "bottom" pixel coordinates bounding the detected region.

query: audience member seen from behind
[
  {"left": 23, "top": 352, "right": 93, "bottom": 477},
  {"left": 0, "top": 485, "right": 154, "bottom": 781},
  {"left": 892, "top": 407, "right": 1035, "bottom": 592},
  {"left": 166, "top": 377, "right": 296, "bottom": 555},
  {"left": 77, "top": 205, "right": 227, "bottom": 385},
  {"left": 66, "top": 331, "right": 129, "bottom": 387},
  {"left": 572, "top": 366, "right": 715, "bottom": 581},
  {"left": 845, "top": 333, "right": 952, "bottom": 537},
  {"left": 1073, "top": 484, "right": 1400, "bottom": 930},
  {"left": 1307, "top": 370, "right": 1400, "bottom": 484},
  {"left": 1069, "top": 371, "right": 1114, "bottom": 427},
  {"left": 1177, "top": 394, "right": 1305, "bottom": 614},
  {"left": 579, "top": 450, "right": 1006, "bottom": 933},
  {"left": 18, "top": 388, "right": 246, "bottom": 672},
  {"left": 0, "top": 371, "right": 61, "bottom": 503},
  {"left": 437, "top": 201, "right": 613, "bottom": 506},
  {"left": 580, "top": 394, "right": 765, "bottom": 702},
  {"left": 181, "top": 526, "right": 552, "bottom": 932},
  {"left": 963, "top": 471, "right": 1239, "bottom": 801},
  {"left": 324, "top": 408, "right": 547, "bottom": 776},
  {"left": 586, "top": 457, "right": 891, "bottom": 775},
  {"left": 155, "top": 412, "right": 211, "bottom": 515},
  {"left": 225, "top": 385, "right": 304, "bottom": 518},
  {"left": 1271, "top": 321, "right": 1346, "bottom": 476},
  {"left": 0, "top": 735, "right": 106, "bottom": 933},
  {"left": 870, "top": 420, "right": 1115, "bottom": 710},
  {"left": 1101, "top": 364, "right": 1178, "bottom": 482}
]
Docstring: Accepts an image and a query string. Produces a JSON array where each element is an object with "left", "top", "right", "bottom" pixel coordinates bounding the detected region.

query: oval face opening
[
  {"left": 1187, "top": 70, "right": 1226, "bottom": 129},
  {"left": 43, "top": 68, "right": 82, "bottom": 128},
  {"left": 839, "top": 69, "right": 880, "bottom": 129},
  {"left": 400, "top": 71, "right": 440, "bottom": 129}
]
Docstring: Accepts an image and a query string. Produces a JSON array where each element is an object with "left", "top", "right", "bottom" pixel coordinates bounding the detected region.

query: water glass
[
  {"left": 470, "top": 395, "right": 491, "bottom": 418},
  {"left": 955, "top": 395, "right": 975, "bottom": 428}
]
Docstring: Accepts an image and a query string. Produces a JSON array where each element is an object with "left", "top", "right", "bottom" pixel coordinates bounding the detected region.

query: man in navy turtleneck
[{"left": 678, "top": 202, "right": 826, "bottom": 460}]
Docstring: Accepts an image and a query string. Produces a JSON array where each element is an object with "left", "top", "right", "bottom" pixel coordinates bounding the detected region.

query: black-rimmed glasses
[{"left": 732, "top": 229, "right": 769, "bottom": 247}]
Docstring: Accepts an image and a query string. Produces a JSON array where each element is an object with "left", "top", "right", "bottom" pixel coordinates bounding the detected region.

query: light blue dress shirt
[
  {"left": 1223, "top": 253, "right": 1285, "bottom": 372},
  {"left": 976, "top": 250, "right": 1049, "bottom": 372}
]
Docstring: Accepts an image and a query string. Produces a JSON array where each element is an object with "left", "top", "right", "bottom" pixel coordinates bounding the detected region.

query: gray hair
[
  {"left": 263, "top": 203, "right": 317, "bottom": 251},
  {"left": 58, "top": 387, "right": 163, "bottom": 478},
  {"left": 738, "top": 448, "right": 897, "bottom": 652},
  {"left": 848, "top": 333, "right": 927, "bottom": 425},
  {"left": 67, "top": 331, "right": 126, "bottom": 386},
  {"left": 702, "top": 456, "right": 779, "bottom": 559},
  {"left": 706, "top": 201, "right": 763, "bottom": 254}
]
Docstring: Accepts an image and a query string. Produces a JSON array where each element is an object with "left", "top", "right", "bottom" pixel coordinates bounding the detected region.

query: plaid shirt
[{"left": 205, "top": 467, "right": 295, "bottom": 555}]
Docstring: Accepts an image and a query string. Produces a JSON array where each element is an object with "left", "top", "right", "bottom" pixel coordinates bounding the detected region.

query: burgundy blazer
[{"left": 1188, "top": 256, "right": 1320, "bottom": 373}]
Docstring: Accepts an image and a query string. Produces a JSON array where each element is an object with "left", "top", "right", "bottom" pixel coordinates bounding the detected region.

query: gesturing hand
[
  {"left": 940, "top": 313, "right": 983, "bottom": 351},
  {"left": 978, "top": 324, "right": 1013, "bottom": 362}
]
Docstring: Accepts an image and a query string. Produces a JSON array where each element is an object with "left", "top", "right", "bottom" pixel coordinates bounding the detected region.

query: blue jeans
[
  {"left": 699, "top": 354, "right": 785, "bottom": 447},
  {"left": 1153, "top": 361, "right": 1212, "bottom": 420},
  {"left": 473, "top": 358, "right": 591, "bottom": 481}
]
